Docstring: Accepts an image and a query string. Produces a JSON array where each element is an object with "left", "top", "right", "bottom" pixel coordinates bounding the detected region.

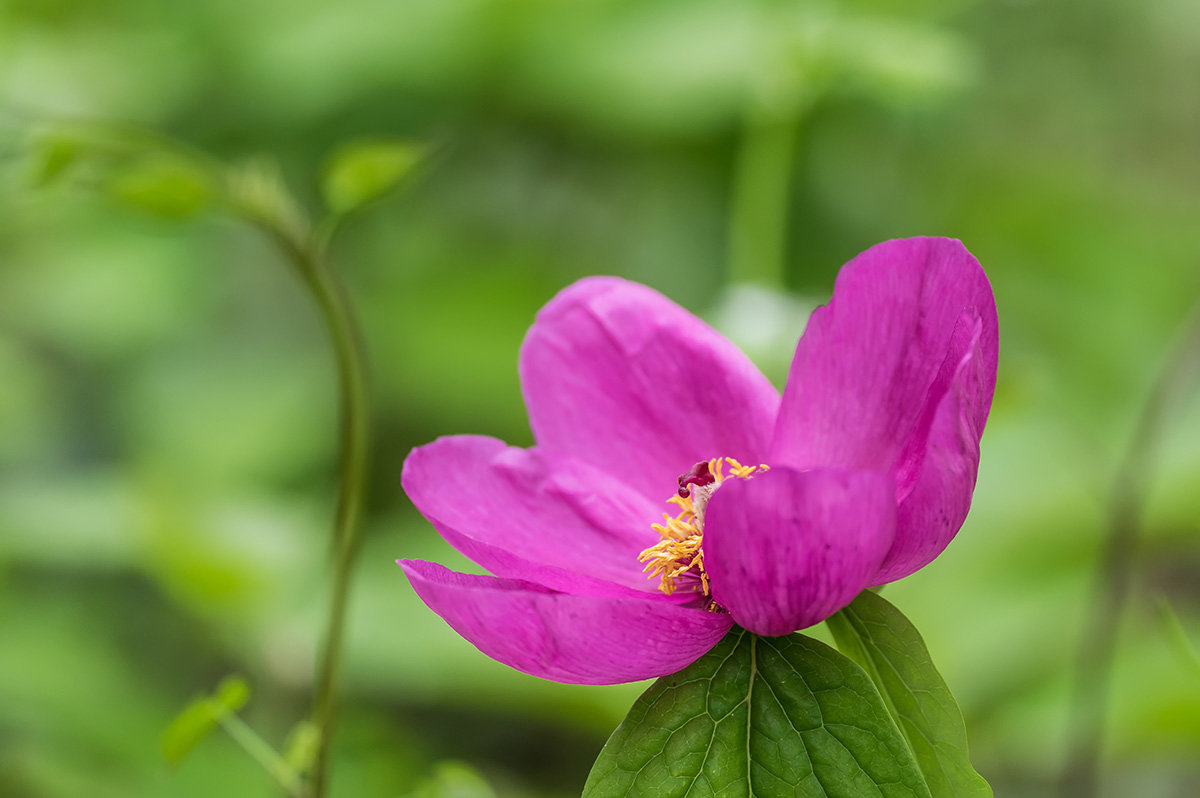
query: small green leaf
[
  {"left": 105, "top": 153, "right": 215, "bottom": 219},
  {"left": 161, "top": 674, "right": 252, "bottom": 766},
  {"left": 213, "top": 675, "right": 251, "bottom": 713},
  {"left": 225, "top": 159, "right": 309, "bottom": 244},
  {"left": 28, "top": 132, "right": 84, "bottom": 187},
  {"left": 413, "top": 761, "right": 498, "bottom": 798},
  {"left": 1157, "top": 597, "right": 1200, "bottom": 681},
  {"left": 322, "top": 139, "right": 424, "bottom": 216},
  {"left": 282, "top": 720, "right": 321, "bottom": 775},
  {"left": 826, "top": 591, "right": 991, "bottom": 798},
  {"left": 583, "top": 628, "right": 931, "bottom": 797},
  {"left": 161, "top": 697, "right": 220, "bottom": 766}
]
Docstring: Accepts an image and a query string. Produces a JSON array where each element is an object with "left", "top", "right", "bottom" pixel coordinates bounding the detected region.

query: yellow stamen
[{"left": 637, "top": 457, "right": 768, "bottom": 598}]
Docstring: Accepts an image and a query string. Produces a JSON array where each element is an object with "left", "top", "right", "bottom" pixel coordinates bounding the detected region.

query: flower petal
[
  {"left": 770, "top": 238, "right": 997, "bottom": 576},
  {"left": 403, "top": 435, "right": 664, "bottom": 597},
  {"left": 874, "top": 315, "right": 989, "bottom": 582},
  {"left": 520, "top": 276, "right": 780, "bottom": 502},
  {"left": 771, "top": 238, "right": 996, "bottom": 482},
  {"left": 703, "top": 467, "right": 896, "bottom": 637},
  {"left": 400, "top": 560, "right": 734, "bottom": 684}
]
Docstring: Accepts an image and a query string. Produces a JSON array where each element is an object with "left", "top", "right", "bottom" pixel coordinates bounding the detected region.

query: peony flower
[{"left": 399, "top": 237, "right": 998, "bottom": 685}]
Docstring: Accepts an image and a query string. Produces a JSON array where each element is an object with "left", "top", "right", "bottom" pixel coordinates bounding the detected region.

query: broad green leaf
[
  {"left": 322, "top": 139, "right": 424, "bottom": 216},
  {"left": 583, "top": 628, "right": 931, "bottom": 798},
  {"left": 826, "top": 592, "right": 991, "bottom": 798}
]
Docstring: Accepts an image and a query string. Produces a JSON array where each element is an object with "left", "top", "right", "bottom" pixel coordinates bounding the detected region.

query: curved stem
[
  {"left": 1060, "top": 299, "right": 1200, "bottom": 797},
  {"left": 9, "top": 108, "right": 373, "bottom": 797},
  {"left": 264, "top": 226, "right": 371, "bottom": 798}
]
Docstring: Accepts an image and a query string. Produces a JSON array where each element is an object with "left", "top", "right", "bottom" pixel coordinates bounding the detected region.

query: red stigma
[{"left": 677, "top": 461, "right": 715, "bottom": 498}]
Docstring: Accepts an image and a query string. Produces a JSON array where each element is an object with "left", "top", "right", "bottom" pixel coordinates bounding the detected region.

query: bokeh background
[{"left": 2, "top": 0, "right": 1199, "bottom": 796}]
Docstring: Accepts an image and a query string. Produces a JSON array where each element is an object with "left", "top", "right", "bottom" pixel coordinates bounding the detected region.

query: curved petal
[
  {"left": 770, "top": 238, "right": 998, "bottom": 503},
  {"left": 703, "top": 467, "right": 896, "bottom": 637},
  {"left": 400, "top": 560, "right": 734, "bottom": 684},
  {"left": 520, "top": 276, "right": 780, "bottom": 502},
  {"left": 403, "top": 435, "right": 664, "bottom": 597},
  {"left": 874, "top": 317, "right": 989, "bottom": 582}
]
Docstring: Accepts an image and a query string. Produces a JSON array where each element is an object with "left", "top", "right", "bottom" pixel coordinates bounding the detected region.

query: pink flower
[{"left": 399, "top": 237, "right": 998, "bottom": 685}]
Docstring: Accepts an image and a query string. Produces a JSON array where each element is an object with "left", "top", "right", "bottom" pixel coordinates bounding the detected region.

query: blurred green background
[{"left": 1, "top": 0, "right": 1199, "bottom": 796}]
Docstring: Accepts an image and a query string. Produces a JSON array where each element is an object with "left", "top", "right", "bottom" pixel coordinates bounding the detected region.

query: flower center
[{"left": 637, "top": 457, "right": 769, "bottom": 600}]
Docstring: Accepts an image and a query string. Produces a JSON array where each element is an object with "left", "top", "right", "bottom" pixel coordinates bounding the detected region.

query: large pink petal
[
  {"left": 703, "top": 467, "right": 896, "bottom": 637},
  {"left": 400, "top": 560, "right": 734, "bottom": 684},
  {"left": 771, "top": 238, "right": 997, "bottom": 577},
  {"left": 772, "top": 237, "right": 997, "bottom": 483},
  {"left": 402, "top": 435, "right": 664, "bottom": 597},
  {"left": 520, "top": 277, "right": 780, "bottom": 502},
  {"left": 874, "top": 317, "right": 989, "bottom": 582}
]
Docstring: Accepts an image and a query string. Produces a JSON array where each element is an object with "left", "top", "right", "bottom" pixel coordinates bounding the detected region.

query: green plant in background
[
  {"left": 2, "top": 0, "right": 1200, "bottom": 796},
  {"left": 5, "top": 112, "right": 424, "bottom": 795}
]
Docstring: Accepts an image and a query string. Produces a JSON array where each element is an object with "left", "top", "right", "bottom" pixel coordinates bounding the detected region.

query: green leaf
[
  {"left": 282, "top": 720, "right": 321, "bottom": 775},
  {"left": 321, "top": 139, "right": 424, "bottom": 216},
  {"left": 213, "top": 675, "right": 251, "bottom": 713},
  {"left": 1156, "top": 597, "right": 1200, "bottom": 681},
  {"left": 105, "top": 153, "right": 216, "bottom": 220},
  {"left": 226, "top": 158, "right": 309, "bottom": 244},
  {"left": 583, "top": 628, "right": 932, "bottom": 797},
  {"left": 826, "top": 592, "right": 991, "bottom": 798},
  {"left": 160, "top": 675, "right": 252, "bottom": 766},
  {"left": 412, "top": 761, "right": 498, "bottom": 798},
  {"left": 161, "top": 697, "right": 220, "bottom": 766},
  {"left": 28, "top": 132, "right": 84, "bottom": 187}
]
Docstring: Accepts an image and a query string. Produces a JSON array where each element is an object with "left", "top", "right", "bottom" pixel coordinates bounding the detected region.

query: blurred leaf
[
  {"left": 1157, "top": 598, "right": 1200, "bottom": 682},
  {"left": 283, "top": 720, "right": 321, "bottom": 775},
  {"left": 412, "top": 761, "right": 497, "bottom": 798},
  {"left": 826, "top": 18, "right": 979, "bottom": 103},
  {"left": 583, "top": 628, "right": 931, "bottom": 797},
  {"left": 161, "top": 698, "right": 220, "bottom": 767},
  {"left": 826, "top": 591, "right": 992, "bottom": 798},
  {"left": 161, "top": 675, "right": 251, "bottom": 766},
  {"left": 226, "top": 158, "right": 309, "bottom": 243},
  {"left": 322, "top": 139, "right": 424, "bottom": 216},
  {"left": 104, "top": 153, "right": 216, "bottom": 220},
  {"left": 213, "top": 675, "right": 251, "bottom": 713},
  {"left": 28, "top": 131, "right": 83, "bottom": 186}
]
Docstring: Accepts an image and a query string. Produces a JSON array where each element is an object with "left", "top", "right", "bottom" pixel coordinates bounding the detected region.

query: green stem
[
  {"left": 217, "top": 712, "right": 305, "bottom": 796},
  {"left": 263, "top": 225, "right": 371, "bottom": 798},
  {"left": 728, "top": 108, "right": 801, "bottom": 290},
  {"left": 1060, "top": 300, "right": 1200, "bottom": 797}
]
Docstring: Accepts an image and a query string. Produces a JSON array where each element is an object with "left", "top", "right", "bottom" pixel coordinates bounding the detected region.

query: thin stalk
[
  {"left": 217, "top": 712, "right": 305, "bottom": 796},
  {"left": 728, "top": 112, "right": 800, "bottom": 290},
  {"left": 1060, "top": 300, "right": 1200, "bottom": 798},
  {"left": 262, "top": 225, "right": 371, "bottom": 798}
]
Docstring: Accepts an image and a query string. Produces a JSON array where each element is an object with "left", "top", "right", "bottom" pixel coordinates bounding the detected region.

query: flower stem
[
  {"left": 1060, "top": 299, "right": 1200, "bottom": 797},
  {"left": 261, "top": 225, "right": 371, "bottom": 798}
]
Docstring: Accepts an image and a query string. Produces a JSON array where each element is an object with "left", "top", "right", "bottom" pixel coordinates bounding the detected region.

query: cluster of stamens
[{"left": 637, "top": 457, "right": 768, "bottom": 600}]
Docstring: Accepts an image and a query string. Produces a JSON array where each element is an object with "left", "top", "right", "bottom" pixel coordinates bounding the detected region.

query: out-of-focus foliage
[{"left": 1, "top": 0, "right": 1199, "bottom": 796}]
